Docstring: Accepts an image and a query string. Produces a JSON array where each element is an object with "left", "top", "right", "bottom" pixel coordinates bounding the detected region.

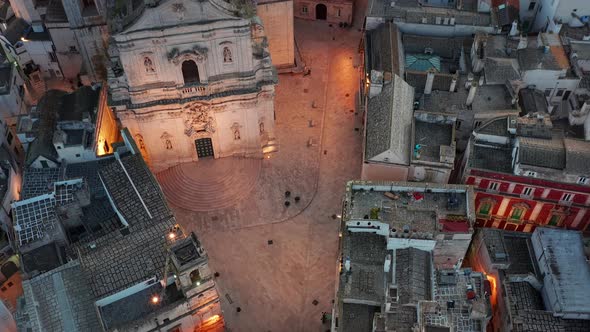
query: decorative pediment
[{"left": 168, "top": 46, "right": 208, "bottom": 65}]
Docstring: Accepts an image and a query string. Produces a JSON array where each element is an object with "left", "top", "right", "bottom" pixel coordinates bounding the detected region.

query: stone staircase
[{"left": 156, "top": 157, "right": 262, "bottom": 212}]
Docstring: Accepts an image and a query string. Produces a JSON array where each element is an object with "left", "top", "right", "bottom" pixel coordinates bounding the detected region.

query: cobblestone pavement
[{"left": 170, "top": 10, "right": 367, "bottom": 332}]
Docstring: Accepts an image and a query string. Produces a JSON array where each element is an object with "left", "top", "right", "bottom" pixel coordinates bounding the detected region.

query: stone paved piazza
[{"left": 158, "top": 7, "right": 367, "bottom": 329}]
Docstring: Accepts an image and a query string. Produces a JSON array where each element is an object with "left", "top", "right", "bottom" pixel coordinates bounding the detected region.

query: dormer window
[
  {"left": 577, "top": 176, "right": 588, "bottom": 185},
  {"left": 525, "top": 171, "right": 537, "bottom": 177}
]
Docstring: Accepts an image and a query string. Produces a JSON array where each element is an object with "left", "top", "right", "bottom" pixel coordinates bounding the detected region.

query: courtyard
[{"left": 156, "top": 4, "right": 368, "bottom": 330}]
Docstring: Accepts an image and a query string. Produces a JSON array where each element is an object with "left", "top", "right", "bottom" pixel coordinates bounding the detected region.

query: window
[
  {"left": 509, "top": 204, "right": 528, "bottom": 221},
  {"left": 522, "top": 187, "right": 533, "bottom": 196},
  {"left": 528, "top": 2, "right": 536, "bottom": 11},
  {"left": 190, "top": 269, "right": 202, "bottom": 284},
  {"left": 547, "top": 214, "right": 562, "bottom": 226},
  {"left": 578, "top": 176, "right": 589, "bottom": 185},
  {"left": 302, "top": 6, "right": 308, "bottom": 14},
  {"left": 474, "top": 120, "right": 482, "bottom": 129},
  {"left": 544, "top": 89, "right": 552, "bottom": 97},
  {"left": 75, "top": 154, "right": 81, "bottom": 157},
  {"left": 69, "top": 46, "right": 77, "bottom": 53},
  {"left": 6, "top": 132, "right": 13, "bottom": 145},
  {"left": 488, "top": 182, "right": 499, "bottom": 191},
  {"left": 336, "top": 8, "right": 341, "bottom": 17},
  {"left": 561, "top": 193, "right": 573, "bottom": 202},
  {"left": 556, "top": 89, "right": 565, "bottom": 97},
  {"left": 181, "top": 60, "right": 200, "bottom": 84},
  {"left": 167, "top": 326, "right": 182, "bottom": 332},
  {"left": 478, "top": 200, "right": 494, "bottom": 216},
  {"left": 456, "top": 119, "right": 462, "bottom": 130},
  {"left": 40, "top": 160, "right": 49, "bottom": 168},
  {"left": 49, "top": 52, "right": 58, "bottom": 62},
  {"left": 525, "top": 171, "right": 537, "bottom": 177}
]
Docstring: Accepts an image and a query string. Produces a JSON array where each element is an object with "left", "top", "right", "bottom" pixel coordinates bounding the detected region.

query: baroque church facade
[{"left": 107, "top": 0, "right": 278, "bottom": 172}]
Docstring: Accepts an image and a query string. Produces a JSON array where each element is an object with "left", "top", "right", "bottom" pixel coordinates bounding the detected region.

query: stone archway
[{"left": 316, "top": 4, "right": 327, "bottom": 20}]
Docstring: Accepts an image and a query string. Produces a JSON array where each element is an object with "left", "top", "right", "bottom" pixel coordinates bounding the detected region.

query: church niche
[{"left": 223, "top": 47, "right": 233, "bottom": 63}]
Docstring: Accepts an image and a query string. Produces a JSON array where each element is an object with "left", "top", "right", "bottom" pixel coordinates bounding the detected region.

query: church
[{"left": 107, "top": 0, "right": 278, "bottom": 172}]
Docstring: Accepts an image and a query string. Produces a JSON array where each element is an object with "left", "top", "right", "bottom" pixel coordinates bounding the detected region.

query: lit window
[
  {"left": 509, "top": 204, "right": 528, "bottom": 221},
  {"left": 488, "top": 182, "right": 499, "bottom": 191},
  {"left": 478, "top": 200, "right": 494, "bottom": 216},
  {"left": 522, "top": 187, "right": 533, "bottom": 196},
  {"left": 577, "top": 176, "right": 588, "bottom": 185}
]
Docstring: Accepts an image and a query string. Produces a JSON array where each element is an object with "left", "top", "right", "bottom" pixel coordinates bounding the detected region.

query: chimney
[
  {"left": 517, "top": 35, "right": 528, "bottom": 50},
  {"left": 449, "top": 75, "right": 457, "bottom": 92},
  {"left": 384, "top": 254, "right": 392, "bottom": 273},
  {"left": 509, "top": 20, "right": 519, "bottom": 36},
  {"left": 466, "top": 81, "right": 478, "bottom": 106},
  {"left": 369, "top": 70, "right": 384, "bottom": 98},
  {"left": 424, "top": 69, "right": 435, "bottom": 95}
]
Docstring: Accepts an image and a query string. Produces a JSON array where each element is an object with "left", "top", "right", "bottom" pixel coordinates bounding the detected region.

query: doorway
[
  {"left": 195, "top": 138, "right": 214, "bottom": 158},
  {"left": 316, "top": 4, "right": 327, "bottom": 20}
]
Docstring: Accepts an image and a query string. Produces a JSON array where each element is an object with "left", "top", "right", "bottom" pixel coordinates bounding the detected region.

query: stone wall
[{"left": 257, "top": 0, "right": 295, "bottom": 69}]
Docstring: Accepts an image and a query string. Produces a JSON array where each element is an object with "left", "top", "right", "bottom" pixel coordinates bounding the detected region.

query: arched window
[
  {"left": 223, "top": 47, "right": 233, "bottom": 63},
  {"left": 182, "top": 60, "right": 200, "bottom": 84},
  {"left": 509, "top": 203, "right": 530, "bottom": 222},
  {"left": 477, "top": 198, "right": 495, "bottom": 216}
]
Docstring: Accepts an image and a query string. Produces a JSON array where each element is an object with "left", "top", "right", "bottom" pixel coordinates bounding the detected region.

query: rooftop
[
  {"left": 15, "top": 136, "right": 200, "bottom": 330},
  {"left": 531, "top": 228, "right": 590, "bottom": 316},
  {"left": 17, "top": 260, "right": 101, "bottom": 332},
  {"left": 366, "top": 0, "right": 492, "bottom": 27},
  {"left": 365, "top": 75, "right": 415, "bottom": 163},
  {"left": 422, "top": 80, "right": 514, "bottom": 113},
  {"left": 345, "top": 182, "right": 474, "bottom": 236},
  {"left": 469, "top": 115, "right": 590, "bottom": 179},
  {"left": 412, "top": 112, "right": 455, "bottom": 165}
]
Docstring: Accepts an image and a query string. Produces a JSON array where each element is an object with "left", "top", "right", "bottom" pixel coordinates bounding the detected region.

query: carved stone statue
[
  {"left": 223, "top": 47, "right": 233, "bottom": 63},
  {"left": 183, "top": 104, "right": 216, "bottom": 137},
  {"left": 144, "top": 57, "right": 155, "bottom": 73},
  {"left": 161, "top": 132, "right": 174, "bottom": 150}
]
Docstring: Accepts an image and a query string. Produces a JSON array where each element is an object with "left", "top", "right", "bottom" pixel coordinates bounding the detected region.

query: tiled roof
[
  {"left": 517, "top": 48, "right": 562, "bottom": 71},
  {"left": 366, "top": 23, "right": 396, "bottom": 76},
  {"left": 563, "top": 138, "right": 590, "bottom": 175},
  {"left": 25, "top": 90, "right": 65, "bottom": 166},
  {"left": 16, "top": 260, "right": 102, "bottom": 332},
  {"left": 365, "top": 76, "right": 414, "bottom": 162},
  {"left": 484, "top": 58, "right": 520, "bottom": 85},
  {"left": 518, "top": 137, "right": 566, "bottom": 170}
]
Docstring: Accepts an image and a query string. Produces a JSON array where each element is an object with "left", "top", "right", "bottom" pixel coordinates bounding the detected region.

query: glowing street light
[{"left": 151, "top": 295, "right": 160, "bottom": 304}]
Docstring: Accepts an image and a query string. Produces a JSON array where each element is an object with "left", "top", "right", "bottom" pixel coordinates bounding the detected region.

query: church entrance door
[
  {"left": 195, "top": 138, "right": 214, "bottom": 158},
  {"left": 316, "top": 4, "right": 327, "bottom": 20}
]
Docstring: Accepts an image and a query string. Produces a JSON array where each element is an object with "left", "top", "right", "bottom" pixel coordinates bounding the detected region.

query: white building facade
[{"left": 108, "top": 0, "right": 277, "bottom": 172}]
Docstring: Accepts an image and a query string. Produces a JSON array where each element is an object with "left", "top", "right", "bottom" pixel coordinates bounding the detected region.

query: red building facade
[
  {"left": 464, "top": 169, "right": 590, "bottom": 234},
  {"left": 460, "top": 115, "right": 590, "bottom": 235}
]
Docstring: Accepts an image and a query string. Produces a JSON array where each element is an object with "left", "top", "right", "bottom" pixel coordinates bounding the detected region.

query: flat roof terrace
[{"left": 345, "top": 182, "right": 474, "bottom": 236}]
